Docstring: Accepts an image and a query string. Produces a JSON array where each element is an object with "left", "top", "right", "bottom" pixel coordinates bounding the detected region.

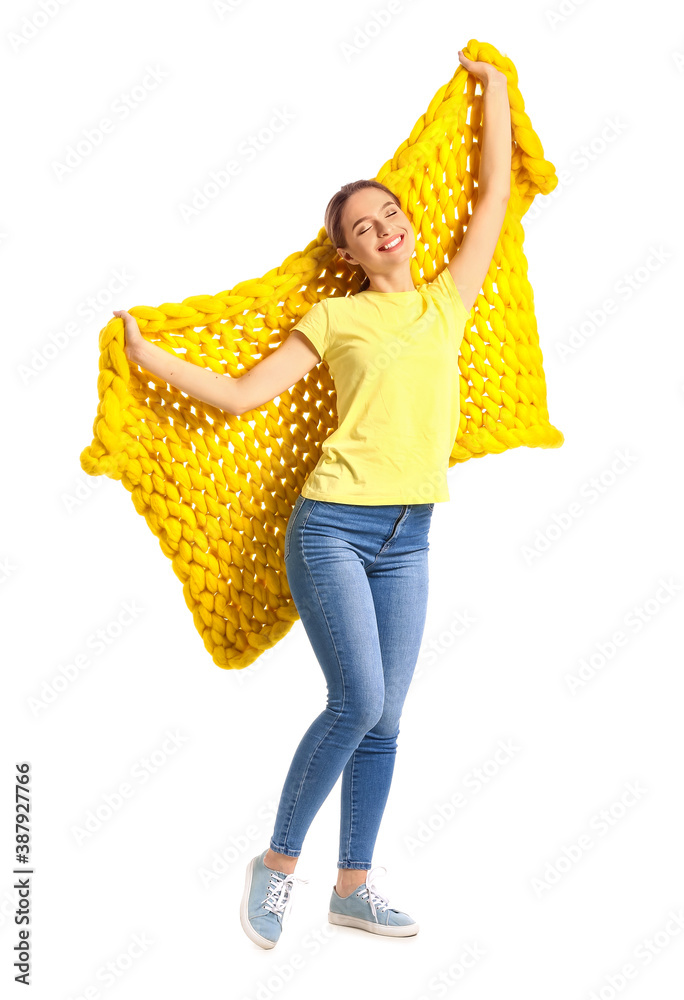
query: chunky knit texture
[{"left": 80, "top": 39, "right": 563, "bottom": 671}]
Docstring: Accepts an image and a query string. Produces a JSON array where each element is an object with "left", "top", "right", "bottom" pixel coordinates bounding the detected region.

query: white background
[{"left": 2, "top": 0, "right": 683, "bottom": 997}]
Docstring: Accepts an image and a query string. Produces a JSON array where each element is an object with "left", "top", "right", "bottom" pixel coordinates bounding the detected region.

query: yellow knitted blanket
[{"left": 80, "top": 38, "right": 563, "bottom": 671}]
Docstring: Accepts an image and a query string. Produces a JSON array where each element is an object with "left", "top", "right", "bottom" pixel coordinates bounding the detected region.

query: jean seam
[
  {"left": 278, "top": 499, "right": 348, "bottom": 854},
  {"left": 349, "top": 750, "right": 357, "bottom": 865},
  {"left": 341, "top": 745, "right": 358, "bottom": 867}
]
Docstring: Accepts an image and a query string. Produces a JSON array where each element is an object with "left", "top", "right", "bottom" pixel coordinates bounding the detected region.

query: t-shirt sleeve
[
  {"left": 427, "top": 266, "right": 471, "bottom": 348},
  {"left": 292, "top": 299, "right": 330, "bottom": 361}
]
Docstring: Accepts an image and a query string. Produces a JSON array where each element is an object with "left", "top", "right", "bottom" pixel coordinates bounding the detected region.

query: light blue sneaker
[
  {"left": 328, "top": 865, "right": 418, "bottom": 937},
  {"left": 240, "top": 848, "right": 309, "bottom": 949}
]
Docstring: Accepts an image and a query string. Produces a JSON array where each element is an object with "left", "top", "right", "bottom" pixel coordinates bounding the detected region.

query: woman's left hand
[{"left": 458, "top": 49, "right": 507, "bottom": 88}]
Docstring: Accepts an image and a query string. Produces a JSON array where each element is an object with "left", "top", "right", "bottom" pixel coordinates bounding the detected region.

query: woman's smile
[{"left": 377, "top": 232, "right": 405, "bottom": 253}]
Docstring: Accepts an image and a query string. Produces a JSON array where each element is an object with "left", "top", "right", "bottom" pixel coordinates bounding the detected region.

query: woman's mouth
[{"left": 377, "top": 233, "right": 405, "bottom": 253}]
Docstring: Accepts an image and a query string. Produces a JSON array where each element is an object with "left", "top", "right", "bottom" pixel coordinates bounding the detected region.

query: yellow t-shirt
[{"left": 293, "top": 265, "right": 470, "bottom": 505}]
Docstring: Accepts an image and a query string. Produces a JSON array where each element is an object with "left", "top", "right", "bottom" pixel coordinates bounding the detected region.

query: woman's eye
[{"left": 360, "top": 211, "right": 397, "bottom": 235}]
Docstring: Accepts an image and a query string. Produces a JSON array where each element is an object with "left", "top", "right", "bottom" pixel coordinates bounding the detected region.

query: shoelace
[
  {"left": 262, "top": 871, "right": 310, "bottom": 925},
  {"left": 354, "top": 865, "right": 392, "bottom": 920}
]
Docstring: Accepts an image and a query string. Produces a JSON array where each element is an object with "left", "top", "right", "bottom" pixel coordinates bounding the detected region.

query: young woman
[{"left": 116, "top": 50, "right": 512, "bottom": 949}]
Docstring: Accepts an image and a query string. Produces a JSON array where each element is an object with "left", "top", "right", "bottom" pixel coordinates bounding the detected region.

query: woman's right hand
[{"left": 113, "top": 309, "right": 146, "bottom": 365}]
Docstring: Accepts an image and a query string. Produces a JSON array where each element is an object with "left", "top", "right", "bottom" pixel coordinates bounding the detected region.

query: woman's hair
[{"left": 324, "top": 180, "right": 401, "bottom": 292}]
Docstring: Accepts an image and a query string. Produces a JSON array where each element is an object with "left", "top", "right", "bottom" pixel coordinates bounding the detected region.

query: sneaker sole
[
  {"left": 240, "top": 856, "right": 278, "bottom": 950},
  {"left": 328, "top": 911, "right": 419, "bottom": 937}
]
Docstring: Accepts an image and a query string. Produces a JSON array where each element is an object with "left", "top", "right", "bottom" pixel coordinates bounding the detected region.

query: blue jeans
[{"left": 270, "top": 496, "right": 434, "bottom": 870}]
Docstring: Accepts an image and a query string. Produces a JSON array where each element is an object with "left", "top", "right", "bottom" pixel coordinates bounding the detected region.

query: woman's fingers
[
  {"left": 458, "top": 49, "right": 505, "bottom": 86},
  {"left": 111, "top": 309, "right": 144, "bottom": 363},
  {"left": 113, "top": 309, "right": 137, "bottom": 329}
]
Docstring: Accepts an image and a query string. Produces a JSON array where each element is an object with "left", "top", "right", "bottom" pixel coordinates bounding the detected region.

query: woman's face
[{"left": 338, "top": 188, "right": 416, "bottom": 277}]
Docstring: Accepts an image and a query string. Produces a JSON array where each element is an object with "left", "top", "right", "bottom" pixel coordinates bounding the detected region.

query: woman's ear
[{"left": 338, "top": 248, "right": 358, "bottom": 267}]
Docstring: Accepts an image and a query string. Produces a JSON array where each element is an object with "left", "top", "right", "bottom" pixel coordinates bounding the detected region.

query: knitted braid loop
[{"left": 80, "top": 39, "right": 563, "bottom": 671}]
